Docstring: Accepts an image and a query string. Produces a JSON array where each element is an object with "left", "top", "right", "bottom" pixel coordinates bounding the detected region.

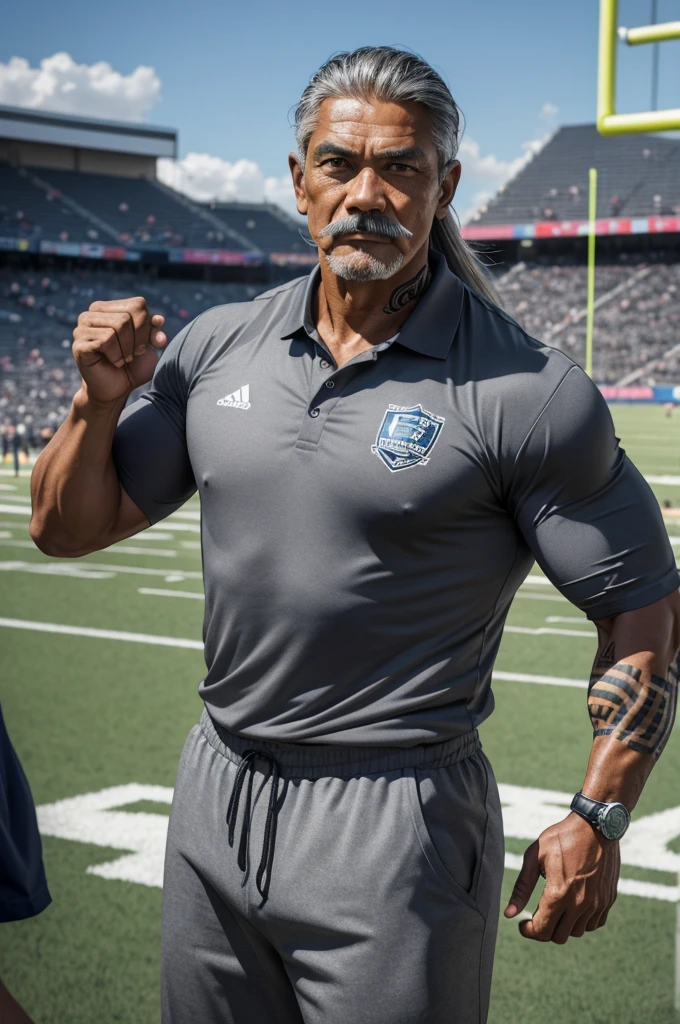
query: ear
[
  {"left": 289, "top": 153, "right": 308, "bottom": 216},
  {"left": 435, "top": 160, "right": 461, "bottom": 221}
]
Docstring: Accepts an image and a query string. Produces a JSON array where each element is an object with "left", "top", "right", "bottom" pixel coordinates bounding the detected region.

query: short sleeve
[
  {"left": 111, "top": 319, "right": 199, "bottom": 525},
  {"left": 508, "top": 365, "right": 679, "bottom": 619}
]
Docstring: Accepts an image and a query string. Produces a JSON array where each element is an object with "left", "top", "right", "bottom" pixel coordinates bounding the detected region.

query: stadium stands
[
  {"left": 2, "top": 255, "right": 679, "bottom": 443},
  {"left": 473, "top": 124, "right": 680, "bottom": 225},
  {"left": 2, "top": 107, "right": 680, "bottom": 448},
  {"left": 206, "top": 201, "right": 307, "bottom": 253},
  {"left": 0, "top": 165, "right": 304, "bottom": 254},
  {"left": 496, "top": 257, "right": 680, "bottom": 384},
  {"left": 0, "top": 265, "right": 284, "bottom": 434},
  {"left": 38, "top": 168, "right": 250, "bottom": 250},
  {"left": 0, "top": 165, "right": 98, "bottom": 244}
]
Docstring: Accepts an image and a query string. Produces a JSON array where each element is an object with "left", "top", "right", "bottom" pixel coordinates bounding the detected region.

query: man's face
[{"left": 290, "top": 97, "right": 460, "bottom": 281}]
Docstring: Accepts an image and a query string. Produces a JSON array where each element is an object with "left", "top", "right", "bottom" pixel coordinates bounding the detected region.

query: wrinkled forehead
[{"left": 308, "top": 96, "right": 438, "bottom": 161}]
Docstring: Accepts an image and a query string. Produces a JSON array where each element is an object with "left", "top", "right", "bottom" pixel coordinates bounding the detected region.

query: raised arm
[{"left": 29, "top": 297, "right": 167, "bottom": 557}]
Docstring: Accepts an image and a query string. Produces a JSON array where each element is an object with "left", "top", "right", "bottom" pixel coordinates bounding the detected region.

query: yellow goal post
[{"left": 598, "top": 0, "right": 680, "bottom": 134}]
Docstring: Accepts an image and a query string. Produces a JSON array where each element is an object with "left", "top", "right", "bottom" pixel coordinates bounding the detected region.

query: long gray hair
[{"left": 294, "top": 46, "right": 502, "bottom": 307}]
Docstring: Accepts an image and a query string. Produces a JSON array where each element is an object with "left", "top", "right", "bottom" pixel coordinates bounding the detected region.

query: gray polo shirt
[{"left": 112, "top": 250, "right": 679, "bottom": 746}]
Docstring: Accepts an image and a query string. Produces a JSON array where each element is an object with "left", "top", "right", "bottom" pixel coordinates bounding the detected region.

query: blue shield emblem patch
[{"left": 372, "top": 403, "right": 445, "bottom": 472}]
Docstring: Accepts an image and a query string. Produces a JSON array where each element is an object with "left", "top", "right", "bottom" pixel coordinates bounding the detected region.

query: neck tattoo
[{"left": 383, "top": 264, "right": 431, "bottom": 315}]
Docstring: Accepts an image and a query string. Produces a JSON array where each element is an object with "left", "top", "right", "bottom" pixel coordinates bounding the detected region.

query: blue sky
[{"left": 2, "top": 0, "right": 679, "bottom": 220}]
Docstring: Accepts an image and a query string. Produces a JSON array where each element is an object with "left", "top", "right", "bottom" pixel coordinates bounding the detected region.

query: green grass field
[{"left": 1, "top": 404, "right": 679, "bottom": 1024}]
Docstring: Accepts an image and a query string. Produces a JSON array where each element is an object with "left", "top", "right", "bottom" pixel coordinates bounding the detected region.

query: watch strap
[{"left": 570, "top": 791, "right": 604, "bottom": 824}]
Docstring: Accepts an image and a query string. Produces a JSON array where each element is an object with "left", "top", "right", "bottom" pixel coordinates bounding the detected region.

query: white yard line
[
  {"left": 0, "top": 539, "right": 179, "bottom": 557},
  {"left": 0, "top": 619, "right": 589, "bottom": 687},
  {"left": 0, "top": 617, "right": 204, "bottom": 650},
  {"left": 545, "top": 616, "right": 589, "bottom": 624},
  {"left": 150, "top": 521, "right": 200, "bottom": 533},
  {"left": 493, "top": 670, "right": 585, "bottom": 689},
  {"left": 513, "top": 593, "right": 569, "bottom": 604},
  {"left": 105, "top": 545, "right": 179, "bottom": 557},
  {"left": 0, "top": 503, "right": 30, "bottom": 515},
  {"left": 0, "top": 504, "right": 202, "bottom": 540},
  {"left": 0, "top": 561, "right": 115, "bottom": 579},
  {"left": 0, "top": 559, "right": 202, "bottom": 579},
  {"left": 505, "top": 625, "right": 595, "bottom": 638},
  {"left": 52, "top": 562, "right": 203, "bottom": 579},
  {"left": 0, "top": 484, "right": 17, "bottom": 490},
  {"left": 138, "top": 587, "right": 204, "bottom": 600},
  {"left": 646, "top": 475, "right": 680, "bottom": 486},
  {"left": 125, "top": 532, "right": 175, "bottom": 541}
]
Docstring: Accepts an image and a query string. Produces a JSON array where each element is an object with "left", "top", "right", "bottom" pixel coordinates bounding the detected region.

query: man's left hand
[{"left": 503, "top": 812, "right": 620, "bottom": 943}]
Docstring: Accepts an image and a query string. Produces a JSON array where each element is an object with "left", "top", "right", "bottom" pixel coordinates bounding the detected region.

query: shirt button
[
  {"left": 325, "top": 380, "right": 335, "bottom": 389},
  {"left": 319, "top": 359, "right": 330, "bottom": 369},
  {"left": 309, "top": 407, "right": 320, "bottom": 418}
]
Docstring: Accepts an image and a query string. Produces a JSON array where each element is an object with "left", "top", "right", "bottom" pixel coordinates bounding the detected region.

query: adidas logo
[{"left": 216, "top": 385, "right": 251, "bottom": 410}]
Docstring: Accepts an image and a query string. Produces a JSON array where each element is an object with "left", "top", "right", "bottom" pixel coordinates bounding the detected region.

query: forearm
[
  {"left": 579, "top": 596, "right": 680, "bottom": 811},
  {"left": 29, "top": 385, "right": 129, "bottom": 556}
]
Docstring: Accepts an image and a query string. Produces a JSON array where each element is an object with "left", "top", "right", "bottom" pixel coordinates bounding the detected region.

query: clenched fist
[{"left": 72, "top": 296, "right": 168, "bottom": 406}]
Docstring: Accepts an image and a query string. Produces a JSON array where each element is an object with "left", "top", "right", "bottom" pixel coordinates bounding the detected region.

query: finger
[
  {"left": 73, "top": 324, "right": 132, "bottom": 369},
  {"left": 148, "top": 315, "right": 167, "bottom": 352},
  {"left": 569, "top": 913, "right": 590, "bottom": 939},
  {"left": 519, "top": 888, "right": 563, "bottom": 942},
  {"left": 586, "top": 906, "right": 609, "bottom": 932},
  {"left": 77, "top": 312, "right": 135, "bottom": 363},
  {"left": 89, "top": 296, "right": 150, "bottom": 344},
  {"left": 504, "top": 841, "right": 541, "bottom": 917},
  {"left": 548, "top": 913, "right": 573, "bottom": 942}
]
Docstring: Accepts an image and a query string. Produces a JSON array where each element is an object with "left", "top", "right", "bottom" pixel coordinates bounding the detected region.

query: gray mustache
[{"left": 318, "top": 213, "right": 413, "bottom": 240}]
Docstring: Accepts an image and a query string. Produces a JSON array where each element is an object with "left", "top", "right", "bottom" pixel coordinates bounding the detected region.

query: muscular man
[{"left": 30, "top": 46, "right": 679, "bottom": 1024}]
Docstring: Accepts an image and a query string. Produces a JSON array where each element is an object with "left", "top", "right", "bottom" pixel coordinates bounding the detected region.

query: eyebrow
[{"left": 311, "top": 142, "right": 429, "bottom": 164}]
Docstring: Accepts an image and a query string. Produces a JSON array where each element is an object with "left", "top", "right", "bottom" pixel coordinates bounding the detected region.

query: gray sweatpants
[{"left": 161, "top": 707, "right": 504, "bottom": 1024}]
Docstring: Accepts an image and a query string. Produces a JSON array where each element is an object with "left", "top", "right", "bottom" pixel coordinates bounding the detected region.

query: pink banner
[
  {"left": 461, "top": 224, "right": 516, "bottom": 240},
  {"left": 599, "top": 385, "right": 655, "bottom": 401},
  {"left": 462, "top": 214, "right": 680, "bottom": 241}
]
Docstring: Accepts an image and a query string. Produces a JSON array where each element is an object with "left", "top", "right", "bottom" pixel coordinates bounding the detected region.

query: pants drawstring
[{"left": 225, "top": 749, "right": 281, "bottom": 907}]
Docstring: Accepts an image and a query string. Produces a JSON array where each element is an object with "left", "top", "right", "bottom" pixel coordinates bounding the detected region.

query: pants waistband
[{"left": 199, "top": 705, "right": 481, "bottom": 781}]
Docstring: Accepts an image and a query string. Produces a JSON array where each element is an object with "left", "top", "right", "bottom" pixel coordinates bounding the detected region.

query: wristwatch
[{"left": 570, "top": 791, "right": 631, "bottom": 840}]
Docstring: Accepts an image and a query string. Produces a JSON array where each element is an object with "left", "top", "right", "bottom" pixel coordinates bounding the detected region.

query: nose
[{"left": 344, "top": 167, "right": 387, "bottom": 214}]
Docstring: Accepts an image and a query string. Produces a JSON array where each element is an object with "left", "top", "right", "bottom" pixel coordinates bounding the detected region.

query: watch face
[{"left": 600, "top": 804, "right": 630, "bottom": 840}]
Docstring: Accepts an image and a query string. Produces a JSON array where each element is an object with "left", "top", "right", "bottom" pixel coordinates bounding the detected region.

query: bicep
[
  {"left": 512, "top": 367, "right": 679, "bottom": 618},
  {"left": 111, "top": 392, "right": 197, "bottom": 526}
]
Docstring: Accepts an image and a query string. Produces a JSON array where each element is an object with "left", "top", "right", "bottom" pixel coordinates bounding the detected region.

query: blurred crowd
[
  {"left": 1, "top": 256, "right": 679, "bottom": 459},
  {"left": 0, "top": 266, "right": 271, "bottom": 456},
  {"left": 497, "top": 254, "right": 680, "bottom": 384}
]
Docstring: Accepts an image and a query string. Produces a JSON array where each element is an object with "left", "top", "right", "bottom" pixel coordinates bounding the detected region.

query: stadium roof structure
[
  {"left": 0, "top": 104, "right": 177, "bottom": 159},
  {"left": 463, "top": 124, "right": 680, "bottom": 241},
  {"left": 0, "top": 106, "right": 312, "bottom": 266}
]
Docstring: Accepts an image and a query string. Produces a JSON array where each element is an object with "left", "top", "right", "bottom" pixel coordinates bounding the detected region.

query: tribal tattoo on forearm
[
  {"left": 383, "top": 264, "right": 431, "bottom": 314},
  {"left": 587, "top": 648, "right": 678, "bottom": 759}
]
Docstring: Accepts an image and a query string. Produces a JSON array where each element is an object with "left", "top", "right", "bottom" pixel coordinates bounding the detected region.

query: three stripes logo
[{"left": 217, "top": 385, "right": 251, "bottom": 410}]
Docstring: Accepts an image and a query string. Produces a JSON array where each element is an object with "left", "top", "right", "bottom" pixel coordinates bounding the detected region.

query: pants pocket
[{"left": 404, "top": 752, "right": 489, "bottom": 911}]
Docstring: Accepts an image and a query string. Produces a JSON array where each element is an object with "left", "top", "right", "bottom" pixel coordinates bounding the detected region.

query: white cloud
[
  {"left": 458, "top": 112, "right": 558, "bottom": 224},
  {"left": 0, "top": 52, "right": 160, "bottom": 121},
  {"left": 540, "top": 101, "right": 559, "bottom": 122},
  {"left": 157, "top": 152, "right": 301, "bottom": 219}
]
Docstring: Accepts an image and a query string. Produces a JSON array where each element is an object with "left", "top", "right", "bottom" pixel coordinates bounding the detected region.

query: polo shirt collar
[{"left": 279, "top": 248, "right": 465, "bottom": 360}]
